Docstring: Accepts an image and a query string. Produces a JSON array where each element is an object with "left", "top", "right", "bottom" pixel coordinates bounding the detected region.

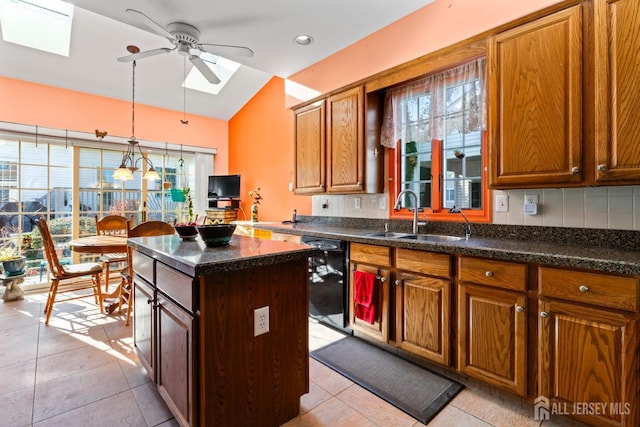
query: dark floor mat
[{"left": 311, "top": 336, "right": 463, "bottom": 424}]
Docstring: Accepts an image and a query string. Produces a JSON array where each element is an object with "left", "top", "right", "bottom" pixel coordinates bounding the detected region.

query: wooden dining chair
[
  {"left": 95, "top": 215, "right": 129, "bottom": 292},
  {"left": 35, "top": 218, "right": 104, "bottom": 325},
  {"left": 119, "top": 220, "right": 176, "bottom": 326}
]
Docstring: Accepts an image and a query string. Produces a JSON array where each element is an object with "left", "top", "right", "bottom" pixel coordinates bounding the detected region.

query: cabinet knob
[
  {"left": 515, "top": 305, "right": 524, "bottom": 313},
  {"left": 485, "top": 271, "right": 493, "bottom": 277},
  {"left": 374, "top": 148, "right": 379, "bottom": 157},
  {"left": 598, "top": 164, "right": 607, "bottom": 172},
  {"left": 540, "top": 311, "right": 549, "bottom": 318},
  {"left": 378, "top": 276, "right": 385, "bottom": 283},
  {"left": 147, "top": 298, "right": 154, "bottom": 304},
  {"left": 395, "top": 279, "right": 401, "bottom": 286},
  {"left": 571, "top": 166, "right": 580, "bottom": 174},
  {"left": 578, "top": 285, "right": 589, "bottom": 293}
]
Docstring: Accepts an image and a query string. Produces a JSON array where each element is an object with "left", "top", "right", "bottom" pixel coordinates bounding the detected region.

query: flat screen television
[{"left": 208, "top": 175, "right": 241, "bottom": 199}]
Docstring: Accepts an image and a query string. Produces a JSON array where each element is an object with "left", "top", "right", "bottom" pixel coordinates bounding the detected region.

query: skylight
[
  {"left": 183, "top": 52, "right": 241, "bottom": 95},
  {"left": 0, "top": 0, "right": 73, "bottom": 57}
]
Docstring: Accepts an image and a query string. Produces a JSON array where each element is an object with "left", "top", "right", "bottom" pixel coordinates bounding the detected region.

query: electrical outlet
[
  {"left": 524, "top": 194, "right": 539, "bottom": 204},
  {"left": 354, "top": 197, "right": 361, "bottom": 209},
  {"left": 496, "top": 195, "right": 509, "bottom": 213},
  {"left": 379, "top": 197, "right": 387, "bottom": 210},
  {"left": 254, "top": 306, "right": 269, "bottom": 336},
  {"left": 321, "top": 199, "right": 328, "bottom": 209}
]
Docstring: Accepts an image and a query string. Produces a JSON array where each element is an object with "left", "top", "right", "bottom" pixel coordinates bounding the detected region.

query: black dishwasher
[{"left": 301, "top": 236, "right": 351, "bottom": 334}]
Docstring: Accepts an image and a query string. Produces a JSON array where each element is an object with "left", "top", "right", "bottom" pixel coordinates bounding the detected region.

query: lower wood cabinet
[
  {"left": 133, "top": 275, "right": 154, "bottom": 380},
  {"left": 538, "top": 267, "right": 640, "bottom": 427},
  {"left": 349, "top": 243, "right": 391, "bottom": 342},
  {"left": 457, "top": 282, "right": 527, "bottom": 396},
  {"left": 457, "top": 257, "right": 528, "bottom": 396},
  {"left": 395, "top": 249, "right": 452, "bottom": 366}
]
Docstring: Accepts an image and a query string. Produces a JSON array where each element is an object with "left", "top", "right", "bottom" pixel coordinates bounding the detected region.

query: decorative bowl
[
  {"left": 197, "top": 224, "right": 236, "bottom": 247},
  {"left": 174, "top": 224, "right": 198, "bottom": 240}
]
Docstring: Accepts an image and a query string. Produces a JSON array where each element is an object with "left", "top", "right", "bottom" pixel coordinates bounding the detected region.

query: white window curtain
[{"left": 380, "top": 57, "right": 486, "bottom": 148}]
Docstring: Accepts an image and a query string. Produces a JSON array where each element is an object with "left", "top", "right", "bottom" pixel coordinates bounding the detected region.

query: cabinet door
[
  {"left": 133, "top": 275, "right": 155, "bottom": 381},
  {"left": 294, "top": 101, "right": 326, "bottom": 194},
  {"left": 349, "top": 263, "right": 389, "bottom": 342},
  {"left": 396, "top": 272, "right": 450, "bottom": 366},
  {"left": 594, "top": 0, "right": 640, "bottom": 183},
  {"left": 539, "top": 299, "right": 639, "bottom": 426},
  {"left": 156, "top": 293, "right": 197, "bottom": 427},
  {"left": 458, "top": 283, "right": 527, "bottom": 396},
  {"left": 326, "top": 86, "right": 364, "bottom": 193},
  {"left": 488, "top": 6, "right": 583, "bottom": 188}
]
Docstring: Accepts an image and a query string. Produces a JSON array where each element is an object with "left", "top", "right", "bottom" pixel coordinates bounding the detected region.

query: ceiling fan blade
[
  {"left": 125, "top": 8, "right": 175, "bottom": 41},
  {"left": 189, "top": 55, "right": 221, "bottom": 84},
  {"left": 197, "top": 43, "right": 254, "bottom": 58},
  {"left": 117, "top": 47, "right": 174, "bottom": 62}
]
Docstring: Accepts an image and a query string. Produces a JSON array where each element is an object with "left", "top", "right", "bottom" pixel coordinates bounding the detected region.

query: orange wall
[
  {"left": 289, "top": 0, "right": 564, "bottom": 95},
  {"left": 0, "top": 77, "right": 229, "bottom": 173},
  {"left": 229, "top": 77, "right": 310, "bottom": 221}
]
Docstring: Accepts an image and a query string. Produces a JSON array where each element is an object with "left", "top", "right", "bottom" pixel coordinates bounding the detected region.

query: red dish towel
[{"left": 354, "top": 270, "right": 377, "bottom": 324}]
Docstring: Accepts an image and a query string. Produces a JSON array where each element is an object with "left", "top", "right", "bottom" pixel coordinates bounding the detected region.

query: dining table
[{"left": 68, "top": 234, "right": 129, "bottom": 313}]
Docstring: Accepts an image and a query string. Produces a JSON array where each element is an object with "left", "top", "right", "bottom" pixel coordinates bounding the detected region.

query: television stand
[{"left": 208, "top": 199, "right": 240, "bottom": 209}]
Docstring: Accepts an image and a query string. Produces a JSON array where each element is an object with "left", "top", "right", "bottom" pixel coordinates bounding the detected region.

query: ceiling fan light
[{"left": 294, "top": 35, "right": 314, "bottom": 46}]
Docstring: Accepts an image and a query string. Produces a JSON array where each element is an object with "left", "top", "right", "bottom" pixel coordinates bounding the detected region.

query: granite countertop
[
  {"left": 255, "top": 222, "right": 640, "bottom": 276},
  {"left": 128, "top": 233, "right": 316, "bottom": 277}
]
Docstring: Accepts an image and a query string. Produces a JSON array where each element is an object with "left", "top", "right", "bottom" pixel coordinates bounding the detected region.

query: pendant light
[{"left": 114, "top": 51, "right": 160, "bottom": 181}]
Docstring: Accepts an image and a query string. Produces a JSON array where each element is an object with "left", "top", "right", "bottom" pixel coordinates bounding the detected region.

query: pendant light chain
[{"left": 131, "top": 60, "right": 136, "bottom": 141}]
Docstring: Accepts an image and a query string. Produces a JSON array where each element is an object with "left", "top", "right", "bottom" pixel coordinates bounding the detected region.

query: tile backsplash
[{"left": 313, "top": 185, "right": 640, "bottom": 231}]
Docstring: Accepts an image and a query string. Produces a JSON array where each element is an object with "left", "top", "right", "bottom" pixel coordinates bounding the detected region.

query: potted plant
[{"left": 0, "top": 246, "right": 26, "bottom": 276}]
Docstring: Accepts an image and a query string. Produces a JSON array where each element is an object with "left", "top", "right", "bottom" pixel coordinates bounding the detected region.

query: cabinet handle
[
  {"left": 578, "top": 285, "right": 589, "bottom": 293},
  {"left": 540, "top": 311, "right": 549, "bottom": 318},
  {"left": 378, "top": 276, "right": 385, "bottom": 283},
  {"left": 146, "top": 298, "right": 154, "bottom": 304},
  {"left": 374, "top": 147, "right": 379, "bottom": 157},
  {"left": 598, "top": 164, "right": 607, "bottom": 172},
  {"left": 485, "top": 271, "right": 493, "bottom": 277},
  {"left": 571, "top": 166, "right": 580, "bottom": 174},
  {"left": 394, "top": 279, "right": 401, "bottom": 286},
  {"left": 515, "top": 305, "right": 524, "bottom": 313}
]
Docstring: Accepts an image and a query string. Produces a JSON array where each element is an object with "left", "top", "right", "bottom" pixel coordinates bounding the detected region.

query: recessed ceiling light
[{"left": 294, "top": 35, "right": 314, "bottom": 46}]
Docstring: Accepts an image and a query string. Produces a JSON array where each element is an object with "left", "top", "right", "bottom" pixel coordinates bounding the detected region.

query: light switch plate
[{"left": 496, "top": 195, "right": 508, "bottom": 212}]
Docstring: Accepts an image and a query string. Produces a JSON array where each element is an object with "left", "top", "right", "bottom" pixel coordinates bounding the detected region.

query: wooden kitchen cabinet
[
  {"left": 293, "top": 86, "right": 383, "bottom": 195},
  {"left": 593, "top": 0, "right": 640, "bottom": 184},
  {"left": 395, "top": 249, "right": 452, "bottom": 366},
  {"left": 538, "top": 266, "right": 640, "bottom": 427},
  {"left": 349, "top": 243, "right": 390, "bottom": 342},
  {"left": 488, "top": 5, "right": 583, "bottom": 188},
  {"left": 457, "top": 257, "right": 528, "bottom": 396},
  {"left": 294, "top": 100, "right": 326, "bottom": 194}
]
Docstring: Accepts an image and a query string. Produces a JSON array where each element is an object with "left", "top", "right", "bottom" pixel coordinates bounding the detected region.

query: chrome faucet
[
  {"left": 393, "top": 189, "right": 427, "bottom": 234},
  {"left": 449, "top": 206, "right": 471, "bottom": 240}
]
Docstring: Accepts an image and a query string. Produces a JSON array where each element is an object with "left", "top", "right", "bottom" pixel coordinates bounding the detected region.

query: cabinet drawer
[
  {"left": 156, "top": 262, "right": 195, "bottom": 312},
  {"left": 458, "top": 257, "right": 526, "bottom": 291},
  {"left": 539, "top": 267, "right": 639, "bottom": 312},
  {"left": 396, "top": 249, "right": 451, "bottom": 278},
  {"left": 132, "top": 251, "right": 154, "bottom": 284},
  {"left": 350, "top": 243, "right": 391, "bottom": 267}
]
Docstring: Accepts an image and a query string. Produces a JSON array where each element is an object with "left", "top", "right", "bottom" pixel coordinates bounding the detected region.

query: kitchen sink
[
  {"left": 364, "top": 232, "right": 415, "bottom": 238},
  {"left": 400, "top": 234, "right": 465, "bottom": 242}
]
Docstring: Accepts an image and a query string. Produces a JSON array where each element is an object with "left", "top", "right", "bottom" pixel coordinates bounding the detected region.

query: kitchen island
[{"left": 127, "top": 233, "right": 316, "bottom": 427}]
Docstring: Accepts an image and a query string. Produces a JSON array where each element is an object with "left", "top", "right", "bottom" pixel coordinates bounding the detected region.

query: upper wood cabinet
[
  {"left": 593, "top": 0, "right": 640, "bottom": 184},
  {"left": 488, "top": 5, "right": 583, "bottom": 188},
  {"left": 294, "top": 100, "right": 326, "bottom": 194},
  {"left": 293, "top": 86, "right": 384, "bottom": 195}
]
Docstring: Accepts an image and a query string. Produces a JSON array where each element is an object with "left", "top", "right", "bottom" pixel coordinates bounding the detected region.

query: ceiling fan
[{"left": 117, "top": 9, "right": 254, "bottom": 84}]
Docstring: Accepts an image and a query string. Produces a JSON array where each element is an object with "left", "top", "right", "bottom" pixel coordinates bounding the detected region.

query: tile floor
[{"left": 0, "top": 292, "right": 587, "bottom": 427}]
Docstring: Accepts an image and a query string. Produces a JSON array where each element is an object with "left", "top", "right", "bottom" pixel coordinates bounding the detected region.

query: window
[
  {"left": 381, "top": 57, "right": 490, "bottom": 222},
  {"left": 0, "top": 132, "right": 202, "bottom": 290}
]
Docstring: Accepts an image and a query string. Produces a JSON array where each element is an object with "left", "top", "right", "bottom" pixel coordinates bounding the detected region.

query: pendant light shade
[{"left": 114, "top": 59, "right": 159, "bottom": 181}]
